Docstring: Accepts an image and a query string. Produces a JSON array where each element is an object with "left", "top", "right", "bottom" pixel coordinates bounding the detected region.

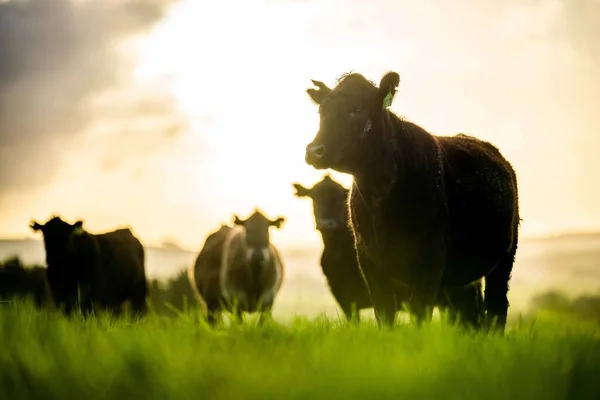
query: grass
[{"left": 1, "top": 302, "right": 600, "bottom": 399}]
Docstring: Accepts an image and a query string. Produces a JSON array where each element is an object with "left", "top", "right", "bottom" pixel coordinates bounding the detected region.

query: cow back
[{"left": 91, "top": 228, "right": 145, "bottom": 291}]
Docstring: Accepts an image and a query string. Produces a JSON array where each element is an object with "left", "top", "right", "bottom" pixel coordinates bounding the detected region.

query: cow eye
[{"left": 350, "top": 108, "right": 362, "bottom": 117}]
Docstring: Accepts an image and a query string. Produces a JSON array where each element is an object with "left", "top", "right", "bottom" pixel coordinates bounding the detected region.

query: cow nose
[
  {"left": 306, "top": 143, "right": 325, "bottom": 160},
  {"left": 317, "top": 219, "right": 336, "bottom": 230},
  {"left": 250, "top": 249, "right": 263, "bottom": 264}
]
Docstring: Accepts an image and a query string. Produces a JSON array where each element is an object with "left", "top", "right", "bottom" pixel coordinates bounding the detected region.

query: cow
[
  {"left": 30, "top": 216, "right": 148, "bottom": 318},
  {"left": 293, "top": 175, "right": 372, "bottom": 322},
  {"left": 189, "top": 210, "right": 285, "bottom": 326},
  {"left": 0, "top": 257, "right": 52, "bottom": 309},
  {"left": 293, "top": 174, "right": 484, "bottom": 327},
  {"left": 303, "top": 72, "right": 520, "bottom": 334}
]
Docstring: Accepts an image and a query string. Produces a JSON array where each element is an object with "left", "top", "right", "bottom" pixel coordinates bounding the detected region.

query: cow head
[
  {"left": 29, "top": 215, "right": 85, "bottom": 313},
  {"left": 232, "top": 209, "right": 285, "bottom": 267},
  {"left": 293, "top": 174, "right": 349, "bottom": 234},
  {"left": 304, "top": 71, "right": 400, "bottom": 174}
]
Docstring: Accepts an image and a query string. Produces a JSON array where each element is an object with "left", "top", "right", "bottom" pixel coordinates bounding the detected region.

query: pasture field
[{"left": 1, "top": 303, "right": 600, "bottom": 399}]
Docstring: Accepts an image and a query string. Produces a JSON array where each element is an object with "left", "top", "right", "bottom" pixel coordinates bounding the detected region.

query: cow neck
[
  {"left": 353, "top": 112, "right": 406, "bottom": 208},
  {"left": 320, "top": 228, "right": 354, "bottom": 254}
]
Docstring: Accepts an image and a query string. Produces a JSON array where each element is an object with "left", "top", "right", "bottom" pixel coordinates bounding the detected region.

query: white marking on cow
[
  {"left": 220, "top": 226, "right": 244, "bottom": 306},
  {"left": 261, "top": 247, "right": 271, "bottom": 264},
  {"left": 245, "top": 247, "right": 271, "bottom": 264},
  {"left": 257, "top": 244, "right": 284, "bottom": 308}
]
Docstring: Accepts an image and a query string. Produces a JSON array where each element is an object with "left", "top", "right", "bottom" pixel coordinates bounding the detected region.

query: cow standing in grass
[
  {"left": 303, "top": 72, "right": 520, "bottom": 333},
  {"left": 30, "top": 216, "right": 148, "bottom": 317},
  {"left": 293, "top": 175, "right": 372, "bottom": 322},
  {"left": 293, "top": 175, "right": 484, "bottom": 327},
  {"left": 189, "top": 210, "right": 285, "bottom": 325}
]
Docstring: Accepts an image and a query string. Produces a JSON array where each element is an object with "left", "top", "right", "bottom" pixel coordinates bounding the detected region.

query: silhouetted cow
[
  {"left": 293, "top": 174, "right": 484, "bottom": 327},
  {"left": 30, "top": 216, "right": 148, "bottom": 317},
  {"left": 0, "top": 257, "right": 52, "bottom": 309},
  {"left": 304, "top": 72, "right": 519, "bottom": 333},
  {"left": 189, "top": 210, "right": 285, "bottom": 325},
  {"left": 293, "top": 175, "right": 371, "bottom": 321}
]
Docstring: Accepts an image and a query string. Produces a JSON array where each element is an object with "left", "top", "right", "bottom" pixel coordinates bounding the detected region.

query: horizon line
[{"left": 2, "top": 229, "right": 600, "bottom": 253}]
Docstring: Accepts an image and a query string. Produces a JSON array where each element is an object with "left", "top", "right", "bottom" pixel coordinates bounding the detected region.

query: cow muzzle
[
  {"left": 305, "top": 143, "right": 327, "bottom": 167},
  {"left": 316, "top": 218, "right": 338, "bottom": 231},
  {"left": 247, "top": 247, "right": 270, "bottom": 266}
]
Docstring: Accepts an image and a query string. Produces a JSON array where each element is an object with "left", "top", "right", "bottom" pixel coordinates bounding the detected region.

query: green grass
[{"left": 1, "top": 303, "right": 600, "bottom": 399}]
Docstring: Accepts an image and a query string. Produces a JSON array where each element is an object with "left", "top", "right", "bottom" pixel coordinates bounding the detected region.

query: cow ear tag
[{"left": 383, "top": 90, "right": 393, "bottom": 108}]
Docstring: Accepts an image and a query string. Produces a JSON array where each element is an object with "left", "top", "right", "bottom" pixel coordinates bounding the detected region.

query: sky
[{"left": 0, "top": 0, "right": 599, "bottom": 250}]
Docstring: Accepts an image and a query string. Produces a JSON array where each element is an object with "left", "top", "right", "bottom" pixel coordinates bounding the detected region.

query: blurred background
[{"left": 1, "top": 0, "right": 599, "bottom": 322}]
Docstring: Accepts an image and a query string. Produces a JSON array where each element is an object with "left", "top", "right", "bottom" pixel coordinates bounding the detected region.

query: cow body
[
  {"left": 189, "top": 211, "right": 285, "bottom": 325},
  {"left": 304, "top": 72, "right": 519, "bottom": 333},
  {"left": 319, "top": 223, "right": 373, "bottom": 320},
  {"left": 220, "top": 226, "right": 284, "bottom": 311},
  {"left": 31, "top": 216, "right": 147, "bottom": 317},
  {"left": 294, "top": 176, "right": 484, "bottom": 326}
]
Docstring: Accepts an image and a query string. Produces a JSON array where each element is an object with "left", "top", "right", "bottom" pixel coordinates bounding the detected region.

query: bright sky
[{"left": 1, "top": 0, "right": 599, "bottom": 250}]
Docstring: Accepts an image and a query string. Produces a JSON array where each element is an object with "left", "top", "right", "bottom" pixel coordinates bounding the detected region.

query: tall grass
[
  {"left": 2, "top": 256, "right": 600, "bottom": 398},
  {"left": 0, "top": 301, "right": 599, "bottom": 399}
]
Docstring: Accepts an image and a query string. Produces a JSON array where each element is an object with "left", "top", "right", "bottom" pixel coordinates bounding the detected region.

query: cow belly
[
  {"left": 442, "top": 200, "right": 513, "bottom": 286},
  {"left": 441, "top": 237, "right": 505, "bottom": 287}
]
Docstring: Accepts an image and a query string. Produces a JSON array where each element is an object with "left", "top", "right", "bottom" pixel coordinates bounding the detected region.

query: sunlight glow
[
  {"left": 3, "top": 0, "right": 600, "bottom": 251},
  {"left": 131, "top": 0, "right": 362, "bottom": 248}
]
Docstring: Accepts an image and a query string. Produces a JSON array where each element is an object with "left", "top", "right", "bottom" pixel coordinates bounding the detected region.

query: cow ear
[
  {"left": 72, "top": 220, "right": 84, "bottom": 236},
  {"left": 30, "top": 221, "right": 43, "bottom": 232},
  {"left": 271, "top": 217, "right": 286, "bottom": 229},
  {"left": 377, "top": 71, "right": 400, "bottom": 109},
  {"left": 292, "top": 183, "right": 311, "bottom": 198},
  {"left": 306, "top": 79, "right": 331, "bottom": 105},
  {"left": 233, "top": 215, "right": 245, "bottom": 226}
]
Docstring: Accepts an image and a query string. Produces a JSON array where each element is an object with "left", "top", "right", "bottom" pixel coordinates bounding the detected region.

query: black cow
[
  {"left": 293, "top": 174, "right": 484, "bottom": 327},
  {"left": 304, "top": 72, "right": 520, "bottom": 333},
  {"left": 293, "top": 175, "right": 371, "bottom": 321},
  {"left": 30, "top": 216, "right": 148, "bottom": 317}
]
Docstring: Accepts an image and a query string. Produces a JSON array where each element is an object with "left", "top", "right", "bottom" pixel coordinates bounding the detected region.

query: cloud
[{"left": 0, "top": 0, "right": 185, "bottom": 197}]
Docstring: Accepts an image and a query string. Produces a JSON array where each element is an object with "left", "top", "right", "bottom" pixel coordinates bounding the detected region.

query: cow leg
[
  {"left": 341, "top": 302, "right": 360, "bottom": 324},
  {"left": 258, "top": 306, "right": 273, "bottom": 325},
  {"left": 129, "top": 298, "right": 147, "bottom": 319},
  {"left": 80, "top": 299, "right": 95, "bottom": 318},
  {"left": 444, "top": 282, "right": 484, "bottom": 330},
  {"left": 233, "top": 307, "right": 244, "bottom": 323},
  {"left": 484, "top": 247, "right": 516, "bottom": 334},
  {"left": 63, "top": 303, "right": 74, "bottom": 317},
  {"left": 406, "top": 240, "right": 445, "bottom": 327},
  {"left": 205, "top": 300, "right": 222, "bottom": 327},
  {"left": 358, "top": 253, "right": 397, "bottom": 328},
  {"left": 207, "top": 311, "right": 221, "bottom": 326},
  {"left": 109, "top": 303, "right": 123, "bottom": 319},
  {"left": 33, "top": 291, "right": 44, "bottom": 310},
  {"left": 129, "top": 279, "right": 148, "bottom": 319},
  {"left": 435, "top": 289, "right": 458, "bottom": 325}
]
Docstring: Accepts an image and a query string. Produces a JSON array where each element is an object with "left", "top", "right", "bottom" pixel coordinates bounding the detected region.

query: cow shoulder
[{"left": 221, "top": 226, "right": 246, "bottom": 271}]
